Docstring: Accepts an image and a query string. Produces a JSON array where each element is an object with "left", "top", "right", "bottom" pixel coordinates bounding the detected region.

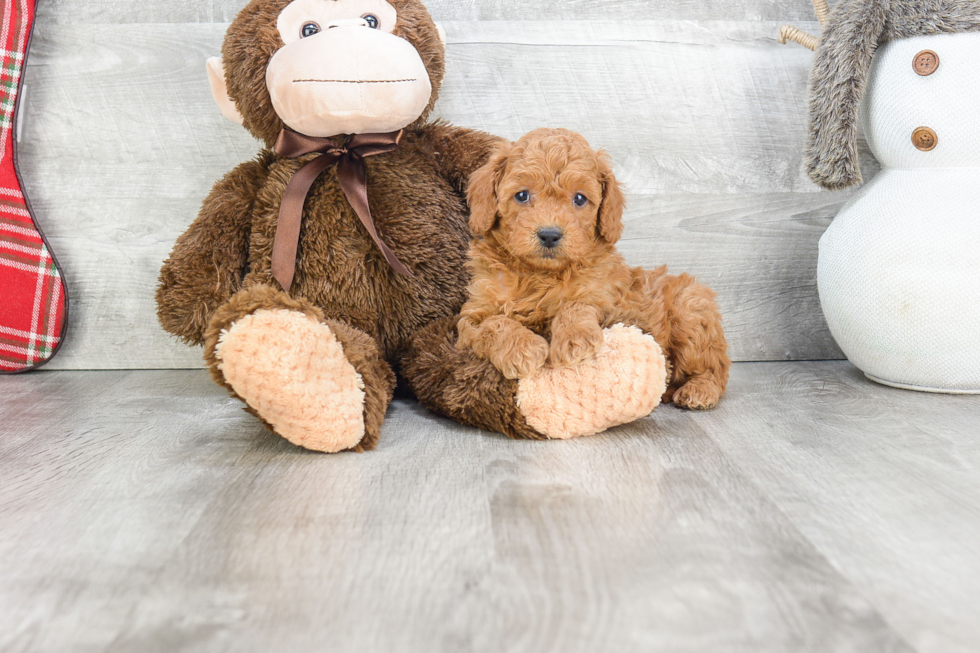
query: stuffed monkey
[{"left": 157, "top": 0, "right": 670, "bottom": 452}]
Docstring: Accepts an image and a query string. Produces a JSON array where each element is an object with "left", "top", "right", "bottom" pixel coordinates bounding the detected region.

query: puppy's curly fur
[{"left": 457, "top": 128, "right": 730, "bottom": 410}]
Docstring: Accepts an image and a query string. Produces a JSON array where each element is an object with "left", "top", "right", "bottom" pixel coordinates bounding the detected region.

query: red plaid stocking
[{"left": 0, "top": 0, "right": 68, "bottom": 373}]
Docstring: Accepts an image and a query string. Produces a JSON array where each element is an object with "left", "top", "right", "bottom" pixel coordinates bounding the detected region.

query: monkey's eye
[
  {"left": 362, "top": 14, "right": 380, "bottom": 29},
  {"left": 514, "top": 190, "right": 531, "bottom": 204},
  {"left": 301, "top": 22, "right": 321, "bottom": 38},
  {"left": 573, "top": 193, "right": 589, "bottom": 207}
]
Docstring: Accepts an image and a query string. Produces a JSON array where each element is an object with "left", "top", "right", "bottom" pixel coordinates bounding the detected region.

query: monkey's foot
[
  {"left": 516, "top": 324, "right": 667, "bottom": 440},
  {"left": 215, "top": 309, "right": 366, "bottom": 453}
]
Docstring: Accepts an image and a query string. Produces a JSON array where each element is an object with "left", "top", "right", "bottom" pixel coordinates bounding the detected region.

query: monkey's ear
[
  {"left": 467, "top": 143, "right": 511, "bottom": 237},
  {"left": 597, "top": 152, "right": 625, "bottom": 244},
  {"left": 435, "top": 23, "right": 446, "bottom": 46},
  {"left": 206, "top": 57, "right": 245, "bottom": 126}
]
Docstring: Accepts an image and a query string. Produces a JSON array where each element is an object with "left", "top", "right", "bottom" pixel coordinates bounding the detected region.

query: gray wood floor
[{"left": 1, "top": 363, "right": 979, "bottom": 652}]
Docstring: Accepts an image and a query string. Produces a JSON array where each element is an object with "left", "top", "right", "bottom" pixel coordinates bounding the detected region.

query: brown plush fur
[
  {"left": 457, "top": 129, "right": 730, "bottom": 410},
  {"left": 400, "top": 316, "right": 547, "bottom": 440},
  {"left": 156, "top": 0, "right": 544, "bottom": 449}
]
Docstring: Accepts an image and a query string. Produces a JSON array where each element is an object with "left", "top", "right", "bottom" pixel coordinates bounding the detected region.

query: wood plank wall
[{"left": 20, "top": 0, "right": 876, "bottom": 370}]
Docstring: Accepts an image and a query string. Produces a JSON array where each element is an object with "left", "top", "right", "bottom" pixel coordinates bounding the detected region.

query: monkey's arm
[
  {"left": 419, "top": 122, "right": 504, "bottom": 194},
  {"left": 156, "top": 153, "right": 273, "bottom": 345}
]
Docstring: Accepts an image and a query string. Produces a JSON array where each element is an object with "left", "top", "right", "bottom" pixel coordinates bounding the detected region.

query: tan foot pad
[
  {"left": 215, "top": 309, "right": 366, "bottom": 452},
  {"left": 516, "top": 324, "right": 668, "bottom": 440}
]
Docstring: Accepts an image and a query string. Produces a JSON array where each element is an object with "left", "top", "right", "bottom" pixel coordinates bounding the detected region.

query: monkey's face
[
  {"left": 211, "top": 0, "right": 446, "bottom": 144},
  {"left": 267, "top": 0, "right": 432, "bottom": 137}
]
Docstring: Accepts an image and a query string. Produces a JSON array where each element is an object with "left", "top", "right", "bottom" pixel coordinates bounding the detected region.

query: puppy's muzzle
[{"left": 537, "top": 227, "right": 564, "bottom": 250}]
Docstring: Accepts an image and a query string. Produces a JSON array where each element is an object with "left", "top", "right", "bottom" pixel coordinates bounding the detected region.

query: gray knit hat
[{"left": 782, "top": 0, "right": 980, "bottom": 190}]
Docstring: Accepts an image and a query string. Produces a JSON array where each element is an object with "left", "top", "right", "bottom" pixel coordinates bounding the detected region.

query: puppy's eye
[
  {"left": 573, "top": 193, "right": 589, "bottom": 207},
  {"left": 514, "top": 191, "right": 531, "bottom": 204},
  {"left": 362, "top": 14, "right": 380, "bottom": 29},
  {"left": 301, "top": 22, "right": 321, "bottom": 38}
]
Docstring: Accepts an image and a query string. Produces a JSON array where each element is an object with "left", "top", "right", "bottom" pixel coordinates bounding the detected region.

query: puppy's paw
[
  {"left": 671, "top": 376, "right": 723, "bottom": 411},
  {"left": 549, "top": 322, "right": 604, "bottom": 368},
  {"left": 491, "top": 329, "right": 550, "bottom": 380}
]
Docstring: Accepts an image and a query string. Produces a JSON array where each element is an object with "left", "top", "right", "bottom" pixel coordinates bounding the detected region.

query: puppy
[{"left": 457, "top": 128, "right": 730, "bottom": 410}]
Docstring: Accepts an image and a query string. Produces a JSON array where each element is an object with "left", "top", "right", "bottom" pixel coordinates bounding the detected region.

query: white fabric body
[{"left": 818, "top": 33, "right": 980, "bottom": 393}]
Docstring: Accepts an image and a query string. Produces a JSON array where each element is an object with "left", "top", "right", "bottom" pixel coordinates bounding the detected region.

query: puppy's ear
[
  {"left": 467, "top": 142, "right": 511, "bottom": 237},
  {"left": 597, "top": 152, "right": 625, "bottom": 244}
]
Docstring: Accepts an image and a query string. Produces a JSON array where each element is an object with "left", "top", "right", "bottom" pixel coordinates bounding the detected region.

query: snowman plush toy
[{"left": 801, "top": 0, "right": 980, "bottom": 393}]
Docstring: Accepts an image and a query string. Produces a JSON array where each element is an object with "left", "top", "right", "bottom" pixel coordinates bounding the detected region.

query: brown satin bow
[{"left": 271, "top": 128, "right": 411, "bottom": 291}]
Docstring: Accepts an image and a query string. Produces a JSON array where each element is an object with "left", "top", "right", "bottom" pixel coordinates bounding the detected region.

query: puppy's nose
[{"left": 537, "top": 227, "right": 564, "bottom": 249}]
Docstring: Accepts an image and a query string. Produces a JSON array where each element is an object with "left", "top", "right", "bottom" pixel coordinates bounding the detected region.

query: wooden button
[
  {"left": 912, "top": 127, "right": 938, "bottom": 152},
  {"left": 913, "top": 50, "right": 940, "bottom": 75}
]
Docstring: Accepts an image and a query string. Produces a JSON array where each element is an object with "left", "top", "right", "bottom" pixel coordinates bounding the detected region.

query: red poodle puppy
[{"left": 457, "top": 128, "right": 730, "bottom": 410}]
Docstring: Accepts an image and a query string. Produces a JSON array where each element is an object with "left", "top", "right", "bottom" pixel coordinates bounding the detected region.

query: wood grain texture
[
  {"left": 39, "top": 0, "right": 831, "bottom": 24},
  {"left": 3, "top": 363, "right": 979, "bottom": 651},
  {"left": 16, "top": 14, "right": 874, "bottom": 369},
  {"left": 705, "top": 364, "right": 980, "bottom": 653}
]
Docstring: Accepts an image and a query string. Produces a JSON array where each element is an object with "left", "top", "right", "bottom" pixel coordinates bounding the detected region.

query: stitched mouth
[{"left": 293, "top": 78, "right": 418, "bottom": 84}]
